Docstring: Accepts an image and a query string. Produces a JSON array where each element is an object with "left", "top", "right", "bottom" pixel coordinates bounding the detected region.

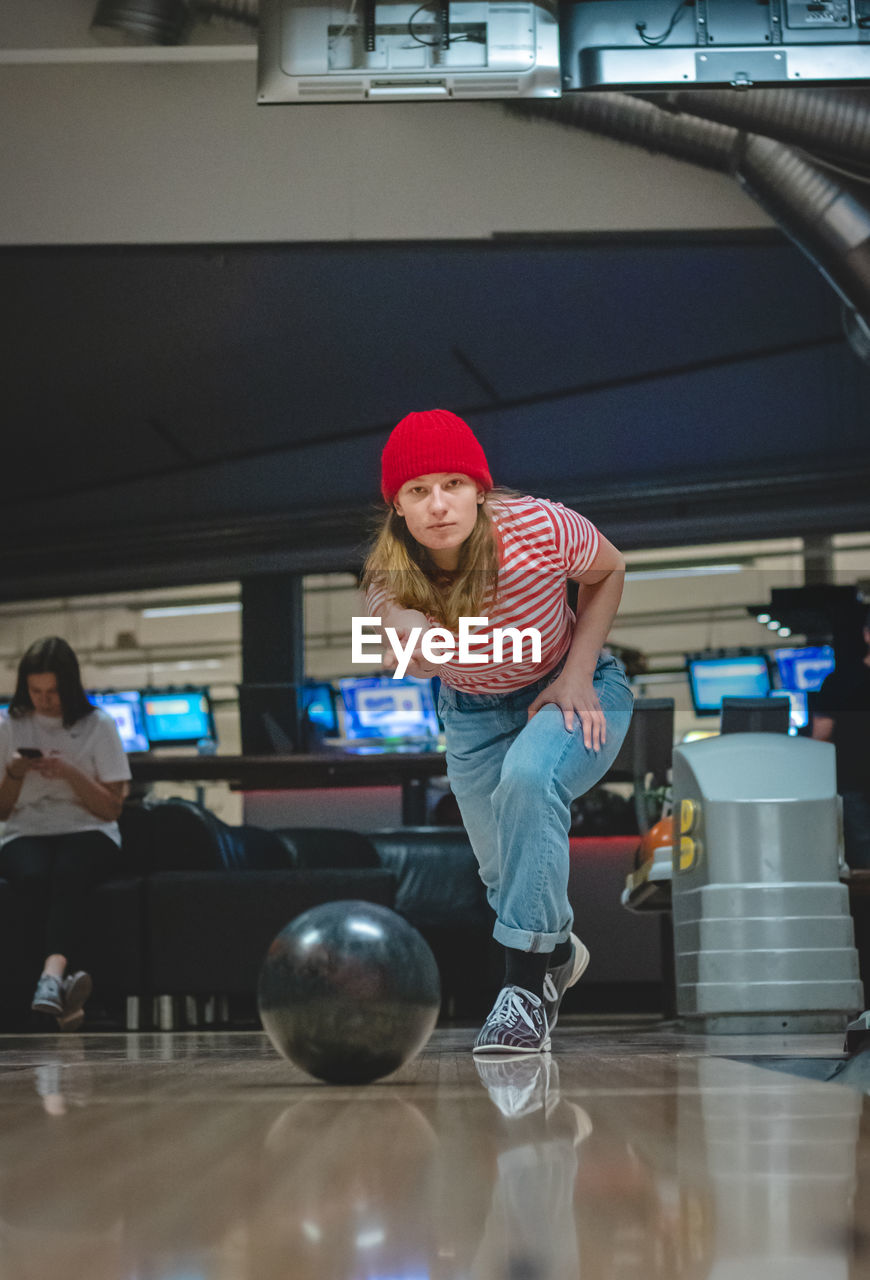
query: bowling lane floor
[{"left": 1, "top": 1017, "right": 869, "bottom": 1280}]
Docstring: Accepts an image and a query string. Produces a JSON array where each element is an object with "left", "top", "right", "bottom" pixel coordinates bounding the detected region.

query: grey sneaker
[
  {"left": 473, "top": 985, "right": 550, "bottom": 1056},
  {"left": 542, "top": 934, "right": 590, "bottom": 1034},
  {"left": 57, "top": 971, "right": 92, "bottom": 1031},
  {"left": 31, "top": 974, "right": 64, "bottom": 1016}
]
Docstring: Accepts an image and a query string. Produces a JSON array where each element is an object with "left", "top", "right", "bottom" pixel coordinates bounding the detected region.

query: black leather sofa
[
  {"left": 0, "top": 799, "right": 666, "bottom": 1030},
  {"left": 364, "top": 827, "right": 500, "bottom": 1017},
  {"left": 0, "top": 800, "right": 396, "bottom": 1030}
]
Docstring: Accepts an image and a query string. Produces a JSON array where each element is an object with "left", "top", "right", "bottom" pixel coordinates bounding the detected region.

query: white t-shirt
[{"left": 0, "top": 709, "right": 131, "bottom": 847}]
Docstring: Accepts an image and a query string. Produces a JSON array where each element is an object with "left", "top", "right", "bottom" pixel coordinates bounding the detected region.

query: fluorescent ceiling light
[
  {"left": 142, "top": 603, "right": 241, "bottom": 618},
  {"left": 624, "top": 564, "right": 742, "bottom": 582}
]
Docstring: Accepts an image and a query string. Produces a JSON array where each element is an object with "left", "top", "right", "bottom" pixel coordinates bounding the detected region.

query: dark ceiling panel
[{"left": 2, "top": 234, "right": 869, "bottom": 595}]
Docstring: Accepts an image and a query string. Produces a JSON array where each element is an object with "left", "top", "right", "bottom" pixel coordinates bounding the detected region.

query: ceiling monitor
[
  {"left": 772, "top": 643, "right": 835, "bottom": 733},
  {"left": 773, "top": 644, "right": 836, "bottom": 694},
  {"left": 89, "top": 690, "right": 150, "bottom": 753},
  {"left": 560, "top": 0, "right": 870, "bottom": 91},
  {"left": 686, "top": 652, "right": 772, "bottom": 717},
  {"left": 142, "top": 687, "right": 217, "bottom": 749},
  {"left": 257, "top": 0, "right": 562, "bottom": 102}
]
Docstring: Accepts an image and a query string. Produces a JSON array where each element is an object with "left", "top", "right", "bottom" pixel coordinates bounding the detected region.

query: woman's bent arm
[{"left": 30, "top": 757, "right": 130, "bottom": 822}]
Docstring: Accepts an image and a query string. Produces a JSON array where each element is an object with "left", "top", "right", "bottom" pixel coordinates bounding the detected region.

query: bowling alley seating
[
  {"left": 0, "top": 690, "right": 676, "bottom": 1028},
  {"left": 367, "top": 826, "right": 500, "bottom": 1016},
  {"left": 0, "top": 797, "right": 398, "bottom": 1031},
  {"left": 138, "top": 803, "right": 397, "bottom": 1029}
]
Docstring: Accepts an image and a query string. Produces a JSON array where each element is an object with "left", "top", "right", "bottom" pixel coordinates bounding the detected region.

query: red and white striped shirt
[{"left": 367, "top": 496, "right": 600, "bottom": 694}]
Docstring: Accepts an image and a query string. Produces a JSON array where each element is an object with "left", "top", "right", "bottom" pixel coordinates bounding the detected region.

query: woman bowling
[
  {"left": 363, "top": 409, "right": 633, "bottom": 1055},
  {"left": 0, "top": 637, "right": 131, "bottom": 1029}
]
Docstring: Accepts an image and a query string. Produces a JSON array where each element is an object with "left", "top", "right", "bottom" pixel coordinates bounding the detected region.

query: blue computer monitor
[
  {"left": 686, "top": 653, "right": 772, "bottom": 716},
  {"left": 779, "top": 689, "right": 809, "bottom": 732},
  {"left": 89, "top": 690, "right": 150, "bottom": 753},
  {"left": 773, "top": 645, "right": 835, "bottom": 694},
  {"left": 338, "top": 676, "right": 440, "bottom": 742},
  {"left": 301, "top": 682, "right": 339, "bottom": 736},
  {"left": 142, "top": 688, "right": 216, "bottom": 747}
]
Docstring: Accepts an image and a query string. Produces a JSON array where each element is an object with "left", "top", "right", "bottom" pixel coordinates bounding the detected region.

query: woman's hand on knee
[{"left": 527, "top": 674, "right": 606, "bottom": 750}]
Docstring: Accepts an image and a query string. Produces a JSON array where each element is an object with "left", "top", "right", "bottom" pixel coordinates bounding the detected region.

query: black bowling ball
[{"left": 258, "top": 900, "right": 441, "bottom": 1084}]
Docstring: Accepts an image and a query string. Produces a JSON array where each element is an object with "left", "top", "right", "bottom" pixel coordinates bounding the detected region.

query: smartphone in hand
[{"left": 17, "top": 748, "right": 43, "bottom": 759}]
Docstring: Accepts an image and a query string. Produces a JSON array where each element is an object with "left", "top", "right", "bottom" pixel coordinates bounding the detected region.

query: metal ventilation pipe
[
  {"left": 91, "top": 0, "right": 193, "bottom": 44},
  {"left": 91, "top": 0, "right": 257, "bottom": 44},
  {"left": 506, "top": 92, "right": 740, "bottom": 175},
  {"left": 505, "top": 92, "right": 870, "bottom": 363},
  {"left": 661, "top": 88, "right": 870, "bottom": 169},
  {"left": 737, "top": 133, "right": 870, "bottom": 317}
]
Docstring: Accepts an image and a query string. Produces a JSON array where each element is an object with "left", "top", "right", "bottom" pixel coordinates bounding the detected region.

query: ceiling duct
[
  {"left": 91, "top": 0, "right": 257, "bottom": 44},
  {"left": 505, "top": 91, "right": 870, "bottom": 360},
  {"left": 91, "top": 0, "right": 194, "bottom": 43},
  {"left": 660, "top": 88, "right": 870, "bottom": 171}
]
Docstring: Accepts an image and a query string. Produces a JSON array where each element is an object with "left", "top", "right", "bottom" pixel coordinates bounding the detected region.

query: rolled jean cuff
[{"left": 493, "top": 920, "right": 570, "bottom": 954}]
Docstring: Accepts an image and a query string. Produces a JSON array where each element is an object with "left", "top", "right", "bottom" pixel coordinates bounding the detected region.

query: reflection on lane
[
  {"left": 472, "top": 1053, "right": 864, "bottom": 1280},
  {"left": 252, "top": 1095, "right": 442, "bottom": 1279},
  {"left": 0, "top": 1038, "right": 865, "bottom": 1280}
]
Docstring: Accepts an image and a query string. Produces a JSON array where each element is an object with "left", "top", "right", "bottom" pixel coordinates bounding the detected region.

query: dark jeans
[{"left": 0, "top": 831, "right": 119, "bottom": 969}]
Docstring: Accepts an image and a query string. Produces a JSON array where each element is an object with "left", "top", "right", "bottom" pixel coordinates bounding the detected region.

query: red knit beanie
[{"left": 381, "top": 409, "right": 493, "bottom": 503}]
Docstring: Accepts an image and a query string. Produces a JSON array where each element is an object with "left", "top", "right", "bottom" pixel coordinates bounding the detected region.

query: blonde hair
[{"left": 362, "top": 490, "right": 515, "bottom": 631}]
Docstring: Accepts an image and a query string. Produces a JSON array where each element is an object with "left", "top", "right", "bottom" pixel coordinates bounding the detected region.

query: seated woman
[{"left": 0, "top": 637, "right": 130, "bottom": 1030}]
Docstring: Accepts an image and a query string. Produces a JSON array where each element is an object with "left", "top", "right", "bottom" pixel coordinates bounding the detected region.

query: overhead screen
[
  {"left": 686, "top": 653, "right": 773, "bottom": 716},
  {"left": 561, "top": 0, "right": 870, "bottom": 90},
  {"left": 772, "top": 643, "right": 835, "bottom": 730},
  {"left": 686, "top": 645, "right": 837, "bottom": 730},
  {"left": 141, "top": 689, "right": 217, "bottom": 748},
  {"left": 258, "top": 0, "right": 562, "bottom": 102},
  {"left": 259, "top": 0, "right": 870, "bottom": 101}
]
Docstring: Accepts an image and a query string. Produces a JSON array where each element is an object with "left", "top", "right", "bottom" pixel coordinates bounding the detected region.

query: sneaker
[
  {"left": 57, "top": 970, "right": 92, "bottom": 1032},
  {"left": 31, "top": 974, "right": 64, "bottom": 1017},
  {"left": 474, "top": 1053, "right": 558, "bottom": 1119},
  {"left": 542, "top": 934, "right": 590, "bottom": 1034},
  {"left": 473, "top": 985, "right": 550, "bottom": 1056}
]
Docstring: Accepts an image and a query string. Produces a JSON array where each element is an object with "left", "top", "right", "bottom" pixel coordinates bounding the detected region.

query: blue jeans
[{"left": 438, "top": 653, "right": 634, "bottom": 954}]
